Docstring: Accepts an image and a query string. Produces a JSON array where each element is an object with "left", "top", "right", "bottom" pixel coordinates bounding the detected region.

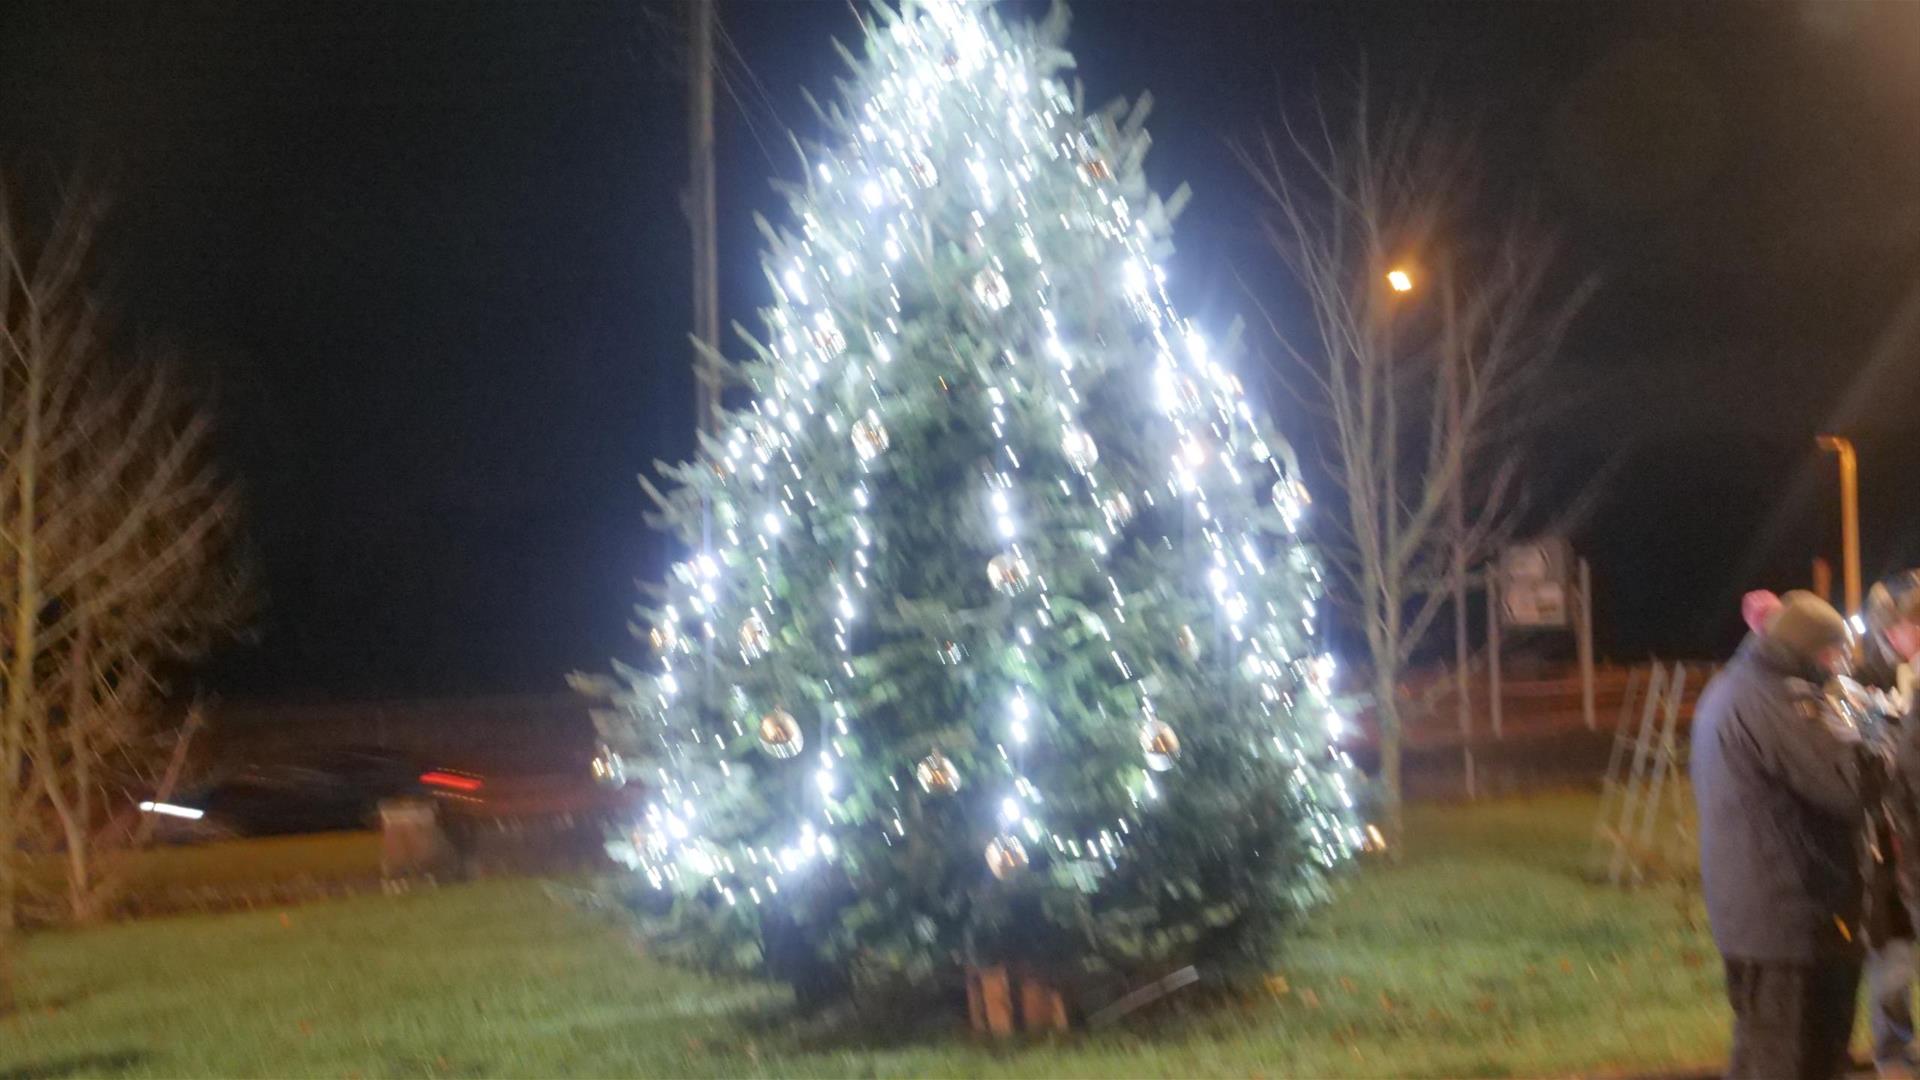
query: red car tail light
[{"left": 419, "top": 771, "right": 482, "bottom": 793}]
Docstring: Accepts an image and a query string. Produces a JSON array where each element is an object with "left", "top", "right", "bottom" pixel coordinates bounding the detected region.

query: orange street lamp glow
[{"left": 1386, "top": 268, "right": 1414, "bottom": 293}]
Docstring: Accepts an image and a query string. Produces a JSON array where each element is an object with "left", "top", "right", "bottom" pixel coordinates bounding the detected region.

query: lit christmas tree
[{"left": 594, "top": 0, "right": 1360, "bottom": 999}]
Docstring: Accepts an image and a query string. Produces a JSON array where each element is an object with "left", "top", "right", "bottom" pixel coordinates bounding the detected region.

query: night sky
[{"left": 2, "top": 1, "right": 1918, "bottom": 700}]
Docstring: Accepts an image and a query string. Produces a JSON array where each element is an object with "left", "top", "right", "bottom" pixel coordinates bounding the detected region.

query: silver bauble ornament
[
  {"left": 985, "top": 834, "right": 1029, "bottom": 879},
  {"left": 937, "top": 639, "right": 966, "bottom": 665},
  {"left": 1158, "top": 370, "right": 1204, "bottom": 417},
  {"left": 907, "top": 150, "right": 939, "bottom": 189},
  {"left": 812, "top": 323, "right": 847, "bottom": 359},
  {"left": 738, "top": 613, "right": 771, "bottom": 660},
  {"left": 1141, "top": 719, "right": 1181, "bottom": 772},
  {"left": 852, "top": 413, "right": 890, "bottom": 461},
  {"left": 973, "top": 267, "right": 1012, "bottom": 312},
  {"left": 1177, "top": 624, "right": 1201, "bottom": 661},
  {"left": 986, "top": 552, "right": 1032, "bottom": 596},
  {"left": 1101, "top": 491, "right": 1135, "bottom": 527},
  {"left": 915, "top": 750, "right": 962, "bottom": 795},
  {"left": 1178, "top": 377, "right": 1206, "bottom": 414},
  {"left": 1061, "top": 426, "right": 1099, "bottom": 471},
  {"left": 758, "top": 708, "right": 804, "bottom": 759},
  {"left": 1179, "top": 434, "right": 1211, "bottom": 469}
]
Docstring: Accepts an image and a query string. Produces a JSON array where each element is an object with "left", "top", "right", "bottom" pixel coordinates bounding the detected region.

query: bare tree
[
  {"left": 0, "top": 179, "right": 248, "bottom": 991},
  {"left": 1238, "top": 88, "right": 1595, "bottom": 847}
]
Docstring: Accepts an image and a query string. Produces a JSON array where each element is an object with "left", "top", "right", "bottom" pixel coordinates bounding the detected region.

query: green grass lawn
[{"left": 1, "top": 793, "right": 1728, "bottom": 1078}]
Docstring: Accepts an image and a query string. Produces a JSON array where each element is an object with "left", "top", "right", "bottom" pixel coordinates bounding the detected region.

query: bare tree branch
[
  {"left": 1237, "top": 86, "right": 1599, "bottom": 846},
  {"left": 0, "top": 175, "right": 250, "bottom": 940}
]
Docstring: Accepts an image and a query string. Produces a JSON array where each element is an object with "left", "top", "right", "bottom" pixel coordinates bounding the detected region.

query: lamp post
[
  {"left": 1816, "top": 435, "right": 1861, "bottom": 614},
  {"left": 1396, "top": 261, "right": 1480, "bottom": 793}
]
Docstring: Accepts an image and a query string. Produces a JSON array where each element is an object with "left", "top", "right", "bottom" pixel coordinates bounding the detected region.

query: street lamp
[
  {"left": 1816, "top": 435, "right": 1861, "bottom": 614},
  {"left": 1385, "top": 268, "right": 1414, "bottom": 294}
]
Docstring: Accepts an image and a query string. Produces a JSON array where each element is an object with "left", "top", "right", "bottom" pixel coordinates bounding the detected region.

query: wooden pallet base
[{"left": 965, "top": 964, "right": 1068, "bottom": 1035}]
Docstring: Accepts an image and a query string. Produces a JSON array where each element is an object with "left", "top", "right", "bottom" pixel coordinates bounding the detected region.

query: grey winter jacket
[{"left": 1692, "top": 635, "right": 1871, "bottom": 961}]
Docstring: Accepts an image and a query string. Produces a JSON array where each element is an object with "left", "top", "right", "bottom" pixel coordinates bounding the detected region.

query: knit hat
[
  {"left": 1868, "top": 571, "right": 1920, "bottom": 630},
  {"left": 1765, "top": 590, "right": 1852, "bottom": 663}
]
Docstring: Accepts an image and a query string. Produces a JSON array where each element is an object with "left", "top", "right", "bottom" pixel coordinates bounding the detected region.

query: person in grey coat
[
  {"left": 1850, "top": 575, "right": 1920, "bottom": 1077},
  {"left": 1694, "top": 590, "right": 1876, "bottom": 1080}
]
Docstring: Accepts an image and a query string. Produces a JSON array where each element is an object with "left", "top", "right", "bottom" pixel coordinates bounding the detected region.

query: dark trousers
[
  {"left": 1868, "top": 938, "right": 1917, "bottom": 1067},
  {"left": 1723, "top": 956, "right": 1862, "bottom": 1080}
]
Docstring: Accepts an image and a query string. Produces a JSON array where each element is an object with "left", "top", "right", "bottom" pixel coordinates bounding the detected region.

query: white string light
[{"left": 608, "top": 0, "right": 1358, "bottom": 908}]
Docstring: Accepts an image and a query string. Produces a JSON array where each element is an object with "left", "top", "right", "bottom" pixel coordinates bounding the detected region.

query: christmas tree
[{"left": 594, "top": 0, "right": 1360, "bottom": 997}]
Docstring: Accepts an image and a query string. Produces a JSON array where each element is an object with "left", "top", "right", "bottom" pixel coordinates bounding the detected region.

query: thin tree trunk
[
  {"left": 57, "top": 614, "right": 98, "bottom": 924},
  {"left": 1373, "top": 663, "right": 1404, "bottom": 857},
  {"left": 1, "top": 318, "right": 44, "bottom": 1007}
]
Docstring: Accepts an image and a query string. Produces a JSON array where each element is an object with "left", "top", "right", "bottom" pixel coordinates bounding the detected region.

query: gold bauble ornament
[
  {"left": 1272, "top": 476, "right": 1310, "bottom": 509},
  {"left": 852, "top": 413, "right": 890, "bottom": 462},
  {"left": 973, "top": 267, "right": 1012, "bottom": 312},
  {"left": 758, "top": 708, "right": 804, "bottom": 759},
  {"left": 738, "top": 613, "right": 771, "bottom": 660},
  {"left": 1177, "top": 624, "right": 1201, "bottom": 661},
  {"left": 649, "top": 621, "right": 679, "bottom": 653},
  {"left": 1141, "top": 718, "right": 1181, "bottom": 772},
  {"left": 1061, "top": 426, "right": 1099, "bottom": 471},
  {"left": 985, "top": 834, "right": 1029, "bottom": 879},
  {"left": 1084, "top": 158, "right": 1111, "bottom": 182},
  {"left": 590, "top": 743, "right": 627, "bottom": 788},
  {"left": 986, "top": 552, "right": 1032, "bottom": 596},
  {"left": 915, "top": 750, "right": 962, "bottom": 795}
]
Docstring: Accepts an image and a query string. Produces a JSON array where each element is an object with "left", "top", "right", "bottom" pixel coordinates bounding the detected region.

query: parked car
[{"left": 142, "top": 746, "right": 482, "bottom": 841}]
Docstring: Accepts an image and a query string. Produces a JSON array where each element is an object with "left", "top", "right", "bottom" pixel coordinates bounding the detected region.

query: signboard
[{"left": 1500, "top": 539, "right": 1573, "bottom": 629}]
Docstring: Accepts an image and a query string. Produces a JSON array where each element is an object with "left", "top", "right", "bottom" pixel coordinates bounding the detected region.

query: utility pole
[
  {"left": 1486, "top": 568, "right": 1503, "bottom": 740},
  {"left": 1577, "top": 558, "right": 1595, "bottom": 731},
  {"left": 688, "top": 0, "right": 720, "bottom": 436},
  {"left": 1816, "top": 435, "right": 1860, "bottom": 614},
  {"left": 1441, "top": 264, "right": 1475, "bottom": 798}
]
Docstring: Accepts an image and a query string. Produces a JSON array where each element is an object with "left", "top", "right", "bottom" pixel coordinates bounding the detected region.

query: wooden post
[
  {"left": 966, "top": 964, "right": 1015, "bottom": 1037},
  {"left": 1615, "top": 666, "right": 1643, "bottom": 734},
  {"left": 1019, "top": 973, "right": 1069, "bottom": 1032},
  {"left": 1634, "top": 665, "right": 1687, "bottom": 873},
  {"left": 1609, "top": 664, "right": 1667, "bottom": 887},
  {"left": 1813, "top": 556, "right": 1833, "bottom": 606},
  {"left": 379, "top": 797, "right": 450, "bottom": 882},
  {"left": 1577, "top": 559, "right": 1596, "bottom": 730},
  {"left": 1589, "top": 664, "right": 1644, "bottom": 870},
  {"left": 1486, "top": 568, "right": 1503, "bottom": 740}
]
